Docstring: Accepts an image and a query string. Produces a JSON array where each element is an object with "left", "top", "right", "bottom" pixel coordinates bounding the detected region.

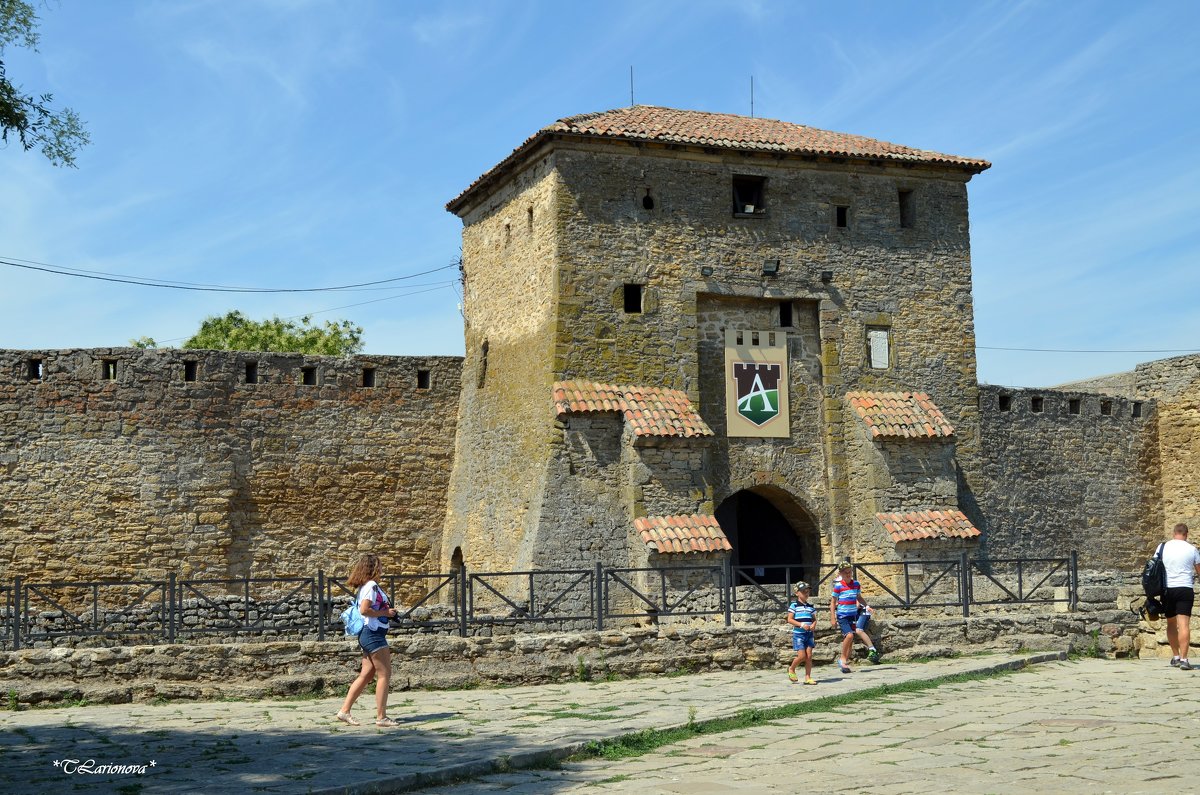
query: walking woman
[{"left": 336, "top": 554, "right": 400, "bottom": 727}]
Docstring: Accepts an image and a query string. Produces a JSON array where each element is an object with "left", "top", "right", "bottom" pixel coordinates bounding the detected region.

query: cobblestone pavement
[{"left": 4, "top": 652, "right": 1191, "bottom": 794}]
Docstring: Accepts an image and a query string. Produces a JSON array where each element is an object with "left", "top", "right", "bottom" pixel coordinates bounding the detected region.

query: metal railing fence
[{"left": 0, "top": 552, "right": 1078, "bottom": 650}]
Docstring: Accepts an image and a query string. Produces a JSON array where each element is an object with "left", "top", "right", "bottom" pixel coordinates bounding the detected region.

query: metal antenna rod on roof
[
  {"left": 750, "top": 75, "right": 755, "bottom": 118},
  {"left": 630, "top": 65, "right": 635, "bottom": 107}
]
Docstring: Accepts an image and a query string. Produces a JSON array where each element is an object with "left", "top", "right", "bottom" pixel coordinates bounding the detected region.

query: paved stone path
[{"left": 2, "top": 652, "right": 1193, "bottom": 794}]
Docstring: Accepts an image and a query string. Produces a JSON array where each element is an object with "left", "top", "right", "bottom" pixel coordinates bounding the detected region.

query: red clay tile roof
[
  {"left": 448, "top": 105, "right": 990, "bottom": 213},
  {"left": 553, "top": 380, "right": 713, "bottom": 438},
  {"left": 846, "top": 391, "right": 955, "bottom": 439},
  {"left": 635, "top": 514, "right": 732, "bottom": 554},
  {"left": 877, "top": 509, "right": 982, "bottom": 543}
]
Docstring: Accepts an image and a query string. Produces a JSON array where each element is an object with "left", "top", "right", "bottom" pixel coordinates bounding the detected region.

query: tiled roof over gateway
[
  {"left": 553, "top": 380, "right": 713, "bottom": 438},
  {"left": 877, "top": 509, "right": 982, "bottom": 542},
  {"left": 635, "top": 514, "right": 732, "bottom": 554},
  {"left": 448, "top": 105, "right": 990, "bottom": 212},
  {"left": 846, "top": 391, "right": 956, "bottom": 439}
]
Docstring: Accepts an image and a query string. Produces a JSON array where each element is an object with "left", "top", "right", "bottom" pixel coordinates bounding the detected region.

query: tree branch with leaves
[{"left": 1, "top": 0, "right": 89, "bottom": 167}]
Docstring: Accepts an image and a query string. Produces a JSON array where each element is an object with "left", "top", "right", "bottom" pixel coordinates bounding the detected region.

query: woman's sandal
[
  {"left": 376, "top": 716, "right": 400, "bottom": 727},
  {"left": 335, "top": 712, "right": 361, "bottom": 726}
]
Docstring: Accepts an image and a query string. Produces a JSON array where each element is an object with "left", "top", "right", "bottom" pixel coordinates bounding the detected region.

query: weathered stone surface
[{"left": 0, "top": 348, "right": 461, "bottom": 582}]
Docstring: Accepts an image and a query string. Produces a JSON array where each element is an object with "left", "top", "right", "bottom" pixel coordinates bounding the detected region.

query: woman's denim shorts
[{"left": 358, "top": 625, "right": 389, "bottom": 655}]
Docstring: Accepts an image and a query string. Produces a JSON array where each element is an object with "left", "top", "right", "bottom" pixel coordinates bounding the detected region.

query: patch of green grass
[
  {"left": 589, "top": 774, "right": 633, "bottom": 786},
  {"left": 6, "top": 689, "right": 20, "bottom": 711},
  {"left": 569, "top": 667, "right": 1021, "bottom": 762}
]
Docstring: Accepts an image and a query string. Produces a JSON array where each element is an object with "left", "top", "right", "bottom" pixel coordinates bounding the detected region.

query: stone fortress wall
[
  {"left": 0, "top": 347, "right": 461, "bottom": 582},
  {"left": 973, "top": 385, "right": 1158, "bottom": 570}
]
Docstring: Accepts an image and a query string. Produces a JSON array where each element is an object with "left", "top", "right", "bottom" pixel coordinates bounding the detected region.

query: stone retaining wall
[{"left": 0, "top": 608, "right": 1158, "bottom": 707}]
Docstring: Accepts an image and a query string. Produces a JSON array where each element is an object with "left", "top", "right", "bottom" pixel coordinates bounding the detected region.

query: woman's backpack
[
  {"left": 1142, "top": 543, "right": 1167, "bottom": 598},
  {"left": 340, "top": 599, "right": 365, "bottom": 636}
]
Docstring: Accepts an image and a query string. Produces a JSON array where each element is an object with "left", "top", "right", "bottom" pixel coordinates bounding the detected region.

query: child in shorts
[{"left": 786, "top": 582, "right": 818, "bottom": 685}]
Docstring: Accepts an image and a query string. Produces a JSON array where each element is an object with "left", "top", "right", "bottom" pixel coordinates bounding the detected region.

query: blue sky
[{"left": 1, "top": 0, "right": 1197, "bottom": 387}]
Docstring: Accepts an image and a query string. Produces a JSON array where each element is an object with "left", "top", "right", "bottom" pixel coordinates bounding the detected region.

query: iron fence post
[
  {"left": 458, "top": 566, "right": 468, "bottom": 638},
  {"left": 723, "top": 557, "right": 732, "bottom": 627},
  {"left": 167, "top": 572, "right": 176, "bottom": 644},
  {"left": 1070, "top": 551, "right": 1079, "bottom": 612},
  {"left": 960, "top": 552, "right": 970, "bottom": 618},
  {"left": 13, "top": 576, "right": 21, "bottom": 651},
  {"left": 317, "top": 569, "right": 325, "bottom": 642},
  {"left": 595, "top": 562, "right": 604, "bottom": 631}
]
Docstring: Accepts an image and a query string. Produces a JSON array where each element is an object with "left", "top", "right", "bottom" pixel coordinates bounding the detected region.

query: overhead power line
[
  {"left": 978, "top": 345, "right": 1200, "bottom": 354},
  {"left": 0, "top": 255, "right": 458, "bottom": 293}
]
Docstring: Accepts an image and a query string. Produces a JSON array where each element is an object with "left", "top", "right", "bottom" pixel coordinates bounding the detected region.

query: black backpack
[{"left": 1142, "top": 542, "right": 1167, "bottom": 597}]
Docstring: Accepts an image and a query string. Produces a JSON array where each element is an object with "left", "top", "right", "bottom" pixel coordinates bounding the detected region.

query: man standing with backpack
[{"left": 1161, "top": 523, "right": 1200, "bottom": 670}]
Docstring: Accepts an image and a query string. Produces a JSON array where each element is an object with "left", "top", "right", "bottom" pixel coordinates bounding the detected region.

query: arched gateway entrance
[{"left": 715, "top": 487, "right": 821, "bottom": 584}]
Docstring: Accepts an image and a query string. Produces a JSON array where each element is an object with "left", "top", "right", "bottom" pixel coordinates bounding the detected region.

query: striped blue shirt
[
  {"left": 788, "top": 600, "right": 817, "bottom": 633},
  {"left": 832, "top": 577, "right": 862, "bottom": 617}
]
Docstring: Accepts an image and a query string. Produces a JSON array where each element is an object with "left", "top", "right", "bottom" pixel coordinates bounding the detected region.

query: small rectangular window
[
  {"left": 1031, "top": 396, "right": 1044, "bottom": 413},
  {"left": 835, "top": 205, "right": 849, "bottom": 228},
  {"left": 1068, "top": 398, "right": 1080, "bottom": 415},
  {"left": 245, "top": 362, "right": 259, "bottom": 384},
  {"left": 998, "top": 394, "right": 1012, "bottom": 412},
  {"left": 623, "top": 284, "right": 643, "bottom": 314},
  {"left": 1133, "top": 402, "right": 1143, "bottom": 418},
  {"left": 1100, "top": 400, "right": 1112, "bottom": 416},
  {"left": 361, "top": 367, "right": 376, "bottom": 388},
  {"left": 732, "top": 175, "right": 766, "bottom": 214},
  {"left": 417, "top": 369, "right": 431, "bottom": 389},
  {"left": 899, "top": 189, "right": 915, "bottom": 229},
  {"left": 301, "top": 366, "right": 317, "bottom": 386},
  {"left": 779, "top": 301, "right": 793, "bottom": 328},
  {"left": 26, "top": 359, "right": 43, "bottom": 380},
  {"left": 101, "top": 359, "right": 117, "bottom": 380},
  {"left": 867, "top": 328, "right": 890, "bottom": 370},
  {"left": 183, "top": 361, "right": 198, "bottom": 382}
]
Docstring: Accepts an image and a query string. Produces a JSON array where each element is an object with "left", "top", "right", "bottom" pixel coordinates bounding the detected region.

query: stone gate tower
[{"left": 441, "top": 106, "right": 990, "bottom": 578}]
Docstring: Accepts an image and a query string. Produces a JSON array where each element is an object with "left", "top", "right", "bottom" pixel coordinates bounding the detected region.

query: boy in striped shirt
[
  {"left": 829, "top": 559, "right": 878, "bottom": 672},
  {"left": 786, "top": 582, "right": 818, "bottom": 685}
]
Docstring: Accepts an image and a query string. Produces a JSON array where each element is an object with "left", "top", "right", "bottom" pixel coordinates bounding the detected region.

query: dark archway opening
[{"left": 715, "top": 487, "right": 820, "bottom": 585}]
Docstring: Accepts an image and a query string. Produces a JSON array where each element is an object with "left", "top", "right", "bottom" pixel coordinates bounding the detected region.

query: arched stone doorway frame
[{"left": 715, "top": 478, "right": 825, "bottom": 586}]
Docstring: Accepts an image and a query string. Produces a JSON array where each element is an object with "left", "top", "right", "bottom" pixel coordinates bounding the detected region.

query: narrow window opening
[
  {"left": 623, "top": 284, "right": 643, "bottom": 314},
  {"left": 835, "top": 205, "right": 849, "bottom": 228},
  {"left": 477, "top": 340, "right": 489, "bottom": 388},
  {"left": 751, "top": 331, "right": 760, "bottom": 346},
  {"left": 526, "top": 206, "right": 534, "bottom": 230},
  {"left": 1100, "top": 400, "right": 1112, "bottom": 416},
  {"left": 998, "top": 394, "right": 1012, "bottom": 412},
  {"left": 1031, "top": 396, "right": 1044, "bottom": 413},
  {"left": 1133, "top": 402, "right": 1143, "bottom": 418},
  {"left": 503, "top": 222, "right": 511, "bottom": 246},
  {"left": 183, "top": 361, "right": 198, "bottom": 382},
  {"left": 26, "top": 359, "right": 43, "bottom": 380},
  {"left": 898, "top": 189, "right": 915, "bottom": 228},
  {"left": 1068, "top": 398, "right": 1081, "bottom": 415},
  {"left": 101, "top": 359, "right": 117, "bottom": 381},
  {"left": 779, "top": 301, "right": 793, "bottom": 328},
  {"left": 417, "top": 369, "right": 431, "bottom": 390},
  {"left": 867, "top": 328, "right": 890, "bottom": 370},
  {"left": 642, "top": 190, "right": 655, "bottom": 210},
  {"left": 361, "top": 367, "right": 376, "bottom": 388},
  {"left": 732, "top": 175, "right": 765, "bottom": 214},
  {"left": 735, "top": 331, "right": 744, "bottom": 345},
  {"left": 301, "top": 366, "right": 317, "bottom": 386},
  {"left": 245, "top": 362, "right": 259, "bottom": 384}
]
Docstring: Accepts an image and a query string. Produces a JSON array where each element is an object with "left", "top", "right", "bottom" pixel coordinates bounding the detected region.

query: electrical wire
[
  {"left": 148, "top": 282, "right": 459, "bottom": 345},
  {"left": 978, "top": 345, "right": 1200, "bottom": 354},
  {"left": 0, "top": 255, "right": 457, "bottom": 293}
]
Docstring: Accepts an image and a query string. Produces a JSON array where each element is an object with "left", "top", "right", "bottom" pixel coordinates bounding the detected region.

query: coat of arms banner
[{"left": 723, "top": 328, "right": 789, "bottom": 438}]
